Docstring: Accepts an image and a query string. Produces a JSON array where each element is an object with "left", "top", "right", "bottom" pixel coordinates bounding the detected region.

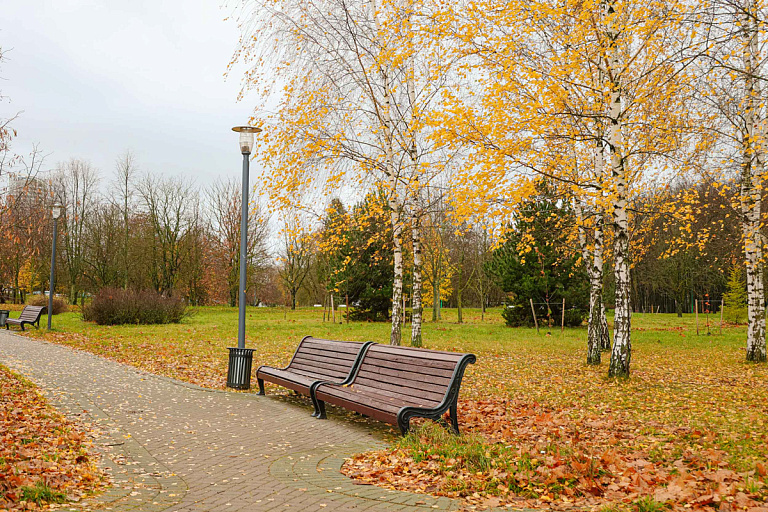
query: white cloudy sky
[{"left": 2, "top": 0, "right": 257, "bottom": 189}]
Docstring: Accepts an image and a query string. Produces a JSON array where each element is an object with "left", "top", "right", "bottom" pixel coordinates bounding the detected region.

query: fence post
[
  {"left": 561, "top": 298, "right": 565, "bottom": 333},
  {"left": 346, "top": 294, "right": 349, "bottom": 324},
  {"left": 720, "top": 299, "right": 723, "bottom": 335},
  {"left": 331, "top": 294, "right": 335, "bottom": 323},
  {"left": 695, "top": 299, "right": 699, "bottom": 335},
  {"left": 530, "top": 298, "right": 539, "bottom": 334}
]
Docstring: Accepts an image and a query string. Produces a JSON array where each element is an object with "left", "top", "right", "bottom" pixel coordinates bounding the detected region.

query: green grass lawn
[{"left": 25, "top": 306, "right": 765, "bottom": 452}]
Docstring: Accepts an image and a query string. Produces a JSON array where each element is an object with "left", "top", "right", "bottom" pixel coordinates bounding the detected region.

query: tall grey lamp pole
[
  {"left": 227, "top": 125, "right": 262, "bottom": 390},
  {"left": 47, "top": 202, "right": 62, "bottom": 330}
]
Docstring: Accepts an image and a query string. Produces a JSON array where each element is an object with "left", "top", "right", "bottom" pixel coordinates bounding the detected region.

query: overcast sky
[{"left": 2, "top": 0, "right": 257, "bottom": 190}]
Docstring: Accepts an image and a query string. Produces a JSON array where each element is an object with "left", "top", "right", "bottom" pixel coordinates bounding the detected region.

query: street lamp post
[
  {"left": 227, "top": 125, "right": 262, "bottom": 390},
  {"left": 48, "top": 202, "right": 62, "bottom": 330}
]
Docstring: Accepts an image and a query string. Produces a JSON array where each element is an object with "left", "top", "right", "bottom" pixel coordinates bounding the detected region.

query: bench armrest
[
  {"left": 396, "top": 353, "right": 476, "bottom": 434},
  {"left": 308, "top": 341, "right": 374, "bottom": 394}
]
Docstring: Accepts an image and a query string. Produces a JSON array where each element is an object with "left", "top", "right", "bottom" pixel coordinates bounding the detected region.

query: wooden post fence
[
  {"left": 720, "top": 299, "right": 723, "bottom": 335},
  {"left": 346, "top": 294, "right": 349, "bottom": 324},
  {"left": 561, "top": 298, "right": 565, "bottom": 333},
  {"left": 695, "top": 299, "right": 699, "bottom": 335},
  {"left": 530, "top": 298, "right": 539, "bottom": 334}
]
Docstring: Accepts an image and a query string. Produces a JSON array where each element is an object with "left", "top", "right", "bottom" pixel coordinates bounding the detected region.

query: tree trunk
[
  {"left": 609, "top": 192, "right": 631, "bottom": 376},
  {"left": 594, "top": 217, "right": 610, "bottom": 352},
  {"left": 390, "top": 217, "right": 403, "bottom": 345},
  {"left": 432, "top": 280, "right": 440, "bottom": 321},
  {"left": 575, "top": 201, "right": 609, "bottom": 364},
  {"left": 575, "top": 201, "right": 599, "bottom": 364},
  {"left": 742, "top": 1, "right": 767, "bottom": 362},
  {"left": 606, "top": 0, "right": 631, "bottom": 377},
  {"left": 374, "top": 0, "right": 402, "bottom": 346},
  {"left": 457, "top": 289, "right": 463, "bottom": 324},
  {"left": 411, "top": 213, "right": 423, "bottom": 347}
]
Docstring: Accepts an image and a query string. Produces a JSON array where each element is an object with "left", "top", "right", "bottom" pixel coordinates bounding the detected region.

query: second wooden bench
[
  {"left": 312, "top": 343, "right": 476, "bottom": 434},
  {"left": 255, "top": 336, "right": 372, "bottom": 415}
]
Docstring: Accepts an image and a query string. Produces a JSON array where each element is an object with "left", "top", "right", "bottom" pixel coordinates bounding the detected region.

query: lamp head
[
  {"left": 232, "top": 126, "right": 262, "bottom": 154},
  {"left": 52, "top": 202, "right": 62, "bottom": 220}
]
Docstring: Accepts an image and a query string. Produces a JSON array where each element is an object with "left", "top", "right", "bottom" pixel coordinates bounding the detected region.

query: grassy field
[{"left": 13, "top": 305, "right": 768, "bottom": 510}]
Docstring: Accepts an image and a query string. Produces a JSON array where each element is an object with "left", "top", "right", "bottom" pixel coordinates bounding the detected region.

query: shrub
[
  {"left": 82, "top": 288, "right": 188, "bottom": 325},
  {"left": 723, "top": 266, "right": 748, "bottom": 324},
  {"left": 27, "top": 295, "right": 68, "bottom": 315}
]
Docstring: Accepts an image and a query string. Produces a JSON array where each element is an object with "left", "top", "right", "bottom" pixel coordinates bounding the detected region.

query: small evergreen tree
[
  {"left": 486, "top": 183, "right": 589, "bottom": 328},
  {"left": 319, "top": 190, "right": 394, "bottom": 321},
  {"left": 723, "top": 265, "right": 748, "bottom": 324}
]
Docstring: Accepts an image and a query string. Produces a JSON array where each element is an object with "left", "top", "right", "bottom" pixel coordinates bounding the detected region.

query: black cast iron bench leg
[
  {"left": 315, "top": 399, "right": 327, "bottom": 420},
  {"left": 450, "top": 402, "right": 460, "bottom": 435},
  {"left": 257, "top": 378, "right": 265, "bottom": 396}
]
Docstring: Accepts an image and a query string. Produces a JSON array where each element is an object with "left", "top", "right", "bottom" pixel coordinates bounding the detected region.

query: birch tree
[
  {"left": 235, "top": 0, "right": 455, "bottom": 345},
  {"left": 693, "top": 0, "right": 768, "bottom": 362},
  {"left": 432, "top": 0, "right": 696, "bottom": 376}
]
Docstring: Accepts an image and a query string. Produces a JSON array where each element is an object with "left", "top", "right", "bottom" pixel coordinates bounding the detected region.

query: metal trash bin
[
  {"left": 0, "top": 310, "right": 8, "bottom": 327},
  {"left": 227, "top": 347, "right": 255, "bottom": 390}
]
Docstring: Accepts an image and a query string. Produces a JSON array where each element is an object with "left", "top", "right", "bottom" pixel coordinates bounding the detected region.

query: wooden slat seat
[
  {"left": 312, "top": 343, "right": 476, "bottom": 434},
  {"left": 5, "top": 305, "right": 46, "bottom": 331},
  {"left": 256, "top": 336, "right": 372, "bottom": 416}
]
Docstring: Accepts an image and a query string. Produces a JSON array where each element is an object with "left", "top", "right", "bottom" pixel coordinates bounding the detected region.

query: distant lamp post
[
  {"left": 227, "top": 125, "right": 262, "bottom": 390},
  {"left": 48, "top": 202, "right": 62, "bottom": 330}
]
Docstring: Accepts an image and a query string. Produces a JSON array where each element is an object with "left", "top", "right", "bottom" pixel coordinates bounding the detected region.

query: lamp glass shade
[
  {"left": 52, "top": 203, "right": 62, "bottom": 220},
  {"left": 232, "top": 125, "right": 262, "bottom": 154},
  {"left": 239, "top": 132, "right": 254, "bottom": 154}
]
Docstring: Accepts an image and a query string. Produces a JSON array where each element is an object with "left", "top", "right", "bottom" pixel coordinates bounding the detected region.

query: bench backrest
[
  {"left": 19, "top": 305, "right": 45, "bottom": 321},
  {"left": 351, "top": 344, "right": 472, "bottom": 407},
  {"left": 286, "top": 337, "right": 368, "bottom": 382}
]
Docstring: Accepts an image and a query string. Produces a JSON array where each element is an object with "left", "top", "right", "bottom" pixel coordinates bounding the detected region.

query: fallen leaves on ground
[
  {"left": 0, "top": 365, "right": 108, "bottom": 511},
  {"left": 343, "top": 398, "right": 768, "bottom": 511},
  {"left": 19, "top": 308, "right": 768, "bottom": 510}
]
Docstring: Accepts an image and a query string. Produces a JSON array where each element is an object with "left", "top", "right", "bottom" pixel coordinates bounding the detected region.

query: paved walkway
[{"left": 0, "top": 331, "right": 465, "bottom": 512}]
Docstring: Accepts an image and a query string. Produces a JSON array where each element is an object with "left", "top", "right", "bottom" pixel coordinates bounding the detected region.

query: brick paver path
[{"left": 0, "top": 332, "right": 465, "bottom": 512}]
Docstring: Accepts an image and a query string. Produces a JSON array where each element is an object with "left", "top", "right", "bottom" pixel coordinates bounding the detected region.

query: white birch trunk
[
  {"left": 390, "top": 202, "right": 404, "bottom": 346},
  {"left": 411, "top": 212, "right": 423, "bottom": 347},
  {"left": 372, "top": 0, "right": 403, "bottom": 346},
  {"left": 405, "top": 5, "right": 423, "bottom": 348},
  {"left": 742, "top": 1, "right": 767, "bottom": 362},
  {"left": 594, "top": 216, "right": 611, "bottom": 351},
  {"left": 575, "top": 200, "right": 604, "bottom": 365},
  {"left": 605, "top": 0, "right": 631, "bottom": 377}
]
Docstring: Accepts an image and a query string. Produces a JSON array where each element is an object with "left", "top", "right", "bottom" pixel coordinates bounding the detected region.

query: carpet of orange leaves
[
  {"left": 343, "top": 398, "right": 768, "bottom": 511},
  {"left": 0, "top": 366, "right": 107, "bottom": 511}
]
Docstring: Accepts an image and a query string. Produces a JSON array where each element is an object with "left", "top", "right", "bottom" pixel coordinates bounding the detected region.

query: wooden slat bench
[
  {"left": 312, "top": 344, "right": 476, "bottom": 434},
  {"left": 5, "top": 305, "right": 46, "bottom": 331},
  {"left": 256, "top": 336, "right": 372, "bottom": 416}
]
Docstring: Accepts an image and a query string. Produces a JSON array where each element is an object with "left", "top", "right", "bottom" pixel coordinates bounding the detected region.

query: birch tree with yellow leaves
[
  {"left": 235, "top": 0, "right": 455, "bottom": 345},
  {"left": 693, "top": 0, "right": 768, "bottom": 362},
  {"left": 431, "top": 0, "right": 697, "bottom": 375}
]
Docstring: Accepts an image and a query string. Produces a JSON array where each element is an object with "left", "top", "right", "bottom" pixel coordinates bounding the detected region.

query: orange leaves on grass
[{"left": 343, "top": 398, "right": 768, "bottom": 511}]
